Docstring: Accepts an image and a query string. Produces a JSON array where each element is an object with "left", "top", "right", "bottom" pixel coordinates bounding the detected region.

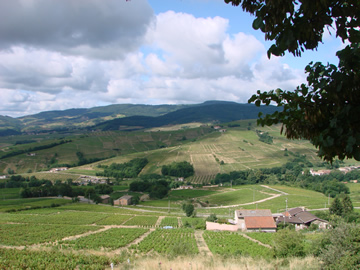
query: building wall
[
  {"left": 246, "top": 228, "right": 276, "bottom": 233},
  {"left": 206, "top": 221, "right": 238, "bottom": 232},
  {"left": 237, "top": 219, "right": 246, "bottom": 231},
  {"left": 114, "top": 200, "right": 121, "bottom": 206}
]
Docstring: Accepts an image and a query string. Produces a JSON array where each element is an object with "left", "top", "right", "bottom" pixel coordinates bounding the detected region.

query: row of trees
[
  {"left": 161, "top": 161, "right": 194, "bottom": 178},
  {"left": 97, "top": 158, "right": 148, "bottom": 179},
  {"left": 129, "top": 174, "right": 172, "bottom": 199},
  {"left": 20, "top": 182, "right": 113, "bottom": 199},
  {"left": 256, "top": 130, "right": 273, "bottom": 144}
]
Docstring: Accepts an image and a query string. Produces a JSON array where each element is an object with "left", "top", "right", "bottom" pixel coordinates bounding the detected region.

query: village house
[
  {"left": 276, "top": 207, "right": 329, "bottom": 230},
  {"left": 206, "top": 209, "right": 277, "bottom": 232},
  {"left": 309, "top": 169, "right": 332, "bottom": 176},
  {"left": 174, "top": 177, "right": 184, "bottom": 182},
  {"left": 178, "top": 185, "right": 193, "bottom": 190},
  {"left": 114, "top": 195, "right": 133, "bottom": 206},
  {"left": 49, "top": 167, "right": 68, "bottom": 173},
  {"left": 234, "top": 209, "right": 277, "bottom": 232},
  {"left": 75, "top": 176, "right": 109, "bottom": 186}
]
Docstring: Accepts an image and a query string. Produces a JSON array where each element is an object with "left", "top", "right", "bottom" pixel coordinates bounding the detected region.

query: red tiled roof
[{"left": 244, "top": 216, "right": 277, "bottom": 229}]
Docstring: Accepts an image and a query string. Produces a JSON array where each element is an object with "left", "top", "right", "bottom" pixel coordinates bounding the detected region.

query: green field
[
  {"left": 347, "top": 183, "right": 360, "bottom": 207},
  {"left": 0, "top": 182, "right": 351, "bottom": 270},
  {"left": 0, "top": 197, "right": 71, "bottom": 212}
]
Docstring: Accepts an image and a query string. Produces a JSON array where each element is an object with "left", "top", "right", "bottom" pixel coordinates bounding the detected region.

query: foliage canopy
[{"left": 225, "top": 0, "right": 360, "bottom": 162}]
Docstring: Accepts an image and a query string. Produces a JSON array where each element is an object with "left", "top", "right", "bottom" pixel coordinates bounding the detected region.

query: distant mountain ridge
[
  {"left": 0, "top": 103, "right": 190, "bottom": 134},
  {"left": 96, "top": 102, "right": 280, "bottom": 131},
  {"left": 0, "top": 101, "right": 280, "bottom": 134}
]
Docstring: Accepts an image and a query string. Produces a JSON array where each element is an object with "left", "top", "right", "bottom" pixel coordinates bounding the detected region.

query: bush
[
  {"left": 273, "top": 229, "right": 305, "bottom": 258},
  {"left": 319, "top": 222, "right": 360, "bottom": 269},
  {"left": 206, "top": 214, "right": 217, "bottom": 222}
]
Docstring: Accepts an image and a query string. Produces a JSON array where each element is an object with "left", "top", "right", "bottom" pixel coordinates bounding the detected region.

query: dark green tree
[
  {"left": 182, "top": 203, "right": 195, "bottom": 217},
  {"left": 225, "top": 0, "right": 360, "bottom": 162},
  {"left": 342, "top": 194, "right": 354, "bottom": 216},
  {"left": 329, "top": 197, "right": 343, "bottom": 216}
]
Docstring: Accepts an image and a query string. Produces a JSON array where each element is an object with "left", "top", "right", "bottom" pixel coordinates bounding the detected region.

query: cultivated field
[{"left": 0, "top": 197, "right": 323, "bottom": 269}]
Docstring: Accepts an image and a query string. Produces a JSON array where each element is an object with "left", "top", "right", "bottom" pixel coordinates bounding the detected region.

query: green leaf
[{"left": 252, "top": 17, "right": 264, "bottom": 30}]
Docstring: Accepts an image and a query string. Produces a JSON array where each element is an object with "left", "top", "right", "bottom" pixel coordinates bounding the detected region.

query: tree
[
  {"left": 182, "top": 203, "right": 195, "bottom": 217},
  {"left": 329, "top": 197, "right": 343, "bottom": 216},
  {"left": 341, "top": 194, "right": 354, "bottom": 216},
  {"left": 319, "top": 222, "right": 360, "bottom": 269},
  {"left": 225, "top": 0, "right": 360, "bottom": 162}
]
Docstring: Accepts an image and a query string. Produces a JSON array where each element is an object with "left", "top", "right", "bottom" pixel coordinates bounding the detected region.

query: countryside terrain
[{"left": 1, "top": 102, "right": 360, "bottom": 269}]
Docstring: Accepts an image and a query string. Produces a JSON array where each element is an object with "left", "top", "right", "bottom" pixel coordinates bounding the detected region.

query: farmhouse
[
  {"left": 114, "top": 195, "right": 133, "bottom": 206},
  {"left": 207, "top": 209, "right": 277, "bottom": 232},
  {"left": 235, "top": 209, "right": 277, "bottom": 232},
  {"left": 49, "top": 167, "right": 68, "bottom": 173},
  {"left": 276, "top": 207, "right": 329, "bottom": 230}
]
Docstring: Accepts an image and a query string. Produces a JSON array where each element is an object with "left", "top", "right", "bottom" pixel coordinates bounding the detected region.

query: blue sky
[{"left": 0, "top": 0, "right": 343, "bottom": 117}]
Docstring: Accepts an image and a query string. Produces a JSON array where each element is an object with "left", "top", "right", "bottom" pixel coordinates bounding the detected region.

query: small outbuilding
[{"left": 114, "top": 195, "right": 133, "bottom": 206}]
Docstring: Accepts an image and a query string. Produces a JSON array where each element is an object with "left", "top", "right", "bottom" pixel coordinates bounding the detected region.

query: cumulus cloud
[
  {"left": 0, "top": 0, "right": 154, "bottom": 59},
  {"left": 0, "top": 2, "right": 306, "bottom": 117}
]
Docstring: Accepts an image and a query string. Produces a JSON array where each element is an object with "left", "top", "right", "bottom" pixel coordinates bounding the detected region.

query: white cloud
[{"left": 0, "top": 4, "right": 306, "bottom": 117}]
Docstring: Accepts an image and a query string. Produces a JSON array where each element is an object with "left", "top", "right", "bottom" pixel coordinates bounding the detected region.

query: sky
[{"left": 0, "top": 0, "right": 344, "bottom": 118}]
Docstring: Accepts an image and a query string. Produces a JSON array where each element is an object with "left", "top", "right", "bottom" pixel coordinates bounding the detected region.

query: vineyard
[
  {"left": 0, "top": 196, "right": 330, "bottom": 269},
  {"left": 123, "top": 216, "right": 159, "bottom": 227},
  {"left": 60, "top": 228, "right": 149, "bottom": 251},
  {"left": 188, "top": 174, "right": 216, "bottom": 184},
  {"left": 130, "top": 228, "right": 198, "bottom": 255},
  {"left": 0, "top": 182, "right": 344, "bottom": 269},
  {"left": 246, "top": 232, "right": 275, "bottom": 246},
  {"left": 159, "top": 217, "right": 179, "bottom": 228},
  {"left": 0, "top": 223, "right": 101, "bottom": 246},
  {"left": 203, "top": 231, "right": 273, "bottom": 258}
]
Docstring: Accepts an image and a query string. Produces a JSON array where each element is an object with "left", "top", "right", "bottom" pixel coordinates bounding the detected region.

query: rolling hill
[
  {"left": 0, "top": 101, "right": 279, "bottom": 133},
  {"left": 0, "top": 103, "right": 191, "bottom": 133},
  {"left": 96, "top": 102, "right": 280, "bottom": 131}
]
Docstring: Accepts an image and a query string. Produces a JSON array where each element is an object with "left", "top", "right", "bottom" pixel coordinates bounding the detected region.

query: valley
[{"left": 1, "top": 102, "right": 360, "bottom": 269}]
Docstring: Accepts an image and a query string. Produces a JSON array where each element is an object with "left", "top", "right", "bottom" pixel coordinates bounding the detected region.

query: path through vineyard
[{"left": 194, "top": 230, "right": 212, "bottom": 256}]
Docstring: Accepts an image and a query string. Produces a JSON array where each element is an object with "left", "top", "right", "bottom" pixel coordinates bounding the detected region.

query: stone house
[{"left": 114, "top": 195, "right": 133, "bottom": 206}]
